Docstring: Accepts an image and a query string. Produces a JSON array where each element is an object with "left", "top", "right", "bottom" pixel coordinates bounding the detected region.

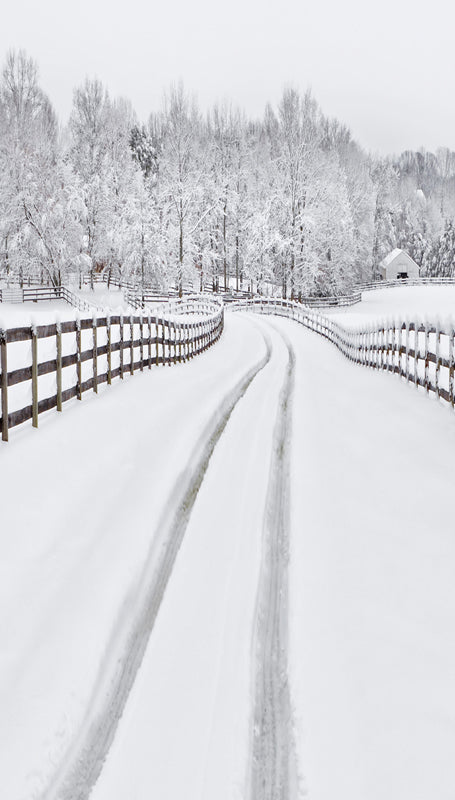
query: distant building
[{"left": 379, "top": 249, "right": 420, "bottom": 280}]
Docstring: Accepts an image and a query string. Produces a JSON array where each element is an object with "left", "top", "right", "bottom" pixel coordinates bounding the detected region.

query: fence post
[
  {"left": 139, "top": 314, "right": 144, "bottom": 372},
  {"left": 405, "top": 321, "right": 409, "bottom": 382},
  {"left": 387, "top": 323, "right": 392, "bottom": 372},
  {"left": 449, "top": 325, "right": 455, "bottom": 407},
  {"left": 392, "top": 324, "right": 397, "bottom": 374},
  {"left": 76, "top": 316, "right": 82, "bottom": 399},
  {"left": 397, "top": 323, "right": 402, "bottom": 377},
  {"left": 148, "top": 313, "right": 152, "bottom": 369},
  {"left": 166, "top": 319, "right": 170, "bottom": 364},
  {"left": 395, "top": 323, "right": 400, "bottom": 374},
  {"left": 162, "top": 319, "right": 166, "bottom": 365},
  {"left": 168, "top": 320, "right": 173, "bottom": 364},
  {"left": 32, "top": 323, "right": 38, "bottom": 427},
  {"left": 0, "top": 328, "right": 8, "bottom": 442},
  {"left": 377, "top": 324, "right": 382, "bottom": 370},
  {"left": 107, "top": 314, "right": 112, "bottom": 385},
  {"left": 414, "top": 324, "right": 419, "bottom": 388},
  {"left": 92, "top": 314, "right": 98, "bottom": 393},
  {"left": 166, "top": 319, "right": 171, "bottom": 366},
  {"left": 119, "top": 315, "right": 124, "bottom": 379},
  {"left": 56, "top": 321, "right": 62, "bottom": 411},
  {"left": 389, "top": 325, "right": 393, "bottom": 372},
  {"left": 424, "top": 323, "right": 430, "bottom": 393},
  {"left": 435, "top": 322, "right": 440, "bottom": 400},
  {"left": 384, "top": 324, "right": 388, "bottom": 370},
  {"left": 155, "top": 317, "right": 160, "bottom": 366},
  {"left": 130, "top": 315, "right": 134, "bottom": 375}
]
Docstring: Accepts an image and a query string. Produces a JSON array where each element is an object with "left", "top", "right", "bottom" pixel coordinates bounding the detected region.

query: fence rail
[
  {"left": 298, "top": 291, "right": 361, "bottom": 307},
  {"left": 0, "top": 299, "right": 224, "bottom": 442},
  {"left": 231, "top": 298, "right": 455, "bottom": 410}
]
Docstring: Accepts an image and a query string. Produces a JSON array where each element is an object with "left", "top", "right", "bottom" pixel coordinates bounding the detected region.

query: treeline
[{"left": 1, "top": 50, "right": 455, "bottom": 297}]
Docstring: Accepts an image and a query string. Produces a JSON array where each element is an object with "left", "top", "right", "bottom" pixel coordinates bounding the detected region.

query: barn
[{"left": 380, "top": 249, "right": 420, "bottom": 280}]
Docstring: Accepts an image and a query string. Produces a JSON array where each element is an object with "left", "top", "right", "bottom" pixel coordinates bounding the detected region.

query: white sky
[{"left": 1, "top": 0, "right": 454, "bottom": 155}]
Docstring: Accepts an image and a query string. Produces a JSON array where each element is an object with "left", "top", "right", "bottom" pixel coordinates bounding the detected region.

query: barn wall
[{"left": 382, "top": 256, "right": 419, "bottom": 280}]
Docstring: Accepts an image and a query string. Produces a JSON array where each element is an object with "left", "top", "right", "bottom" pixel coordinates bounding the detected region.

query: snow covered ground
[
  {"left": 1, "top": 302, "right": 455, "bottom": 800},
  {"left": 327, "top": 284, "right": 455, "bottom": 328},
  {"left": 70, "top": 285, "right": 129, "bottom": 311},
  {"left": 0, "top": 301, "right": 86, "bottom": 327},
  {"left": 284, "top": 315, "right": 455, "bottom": 800}
]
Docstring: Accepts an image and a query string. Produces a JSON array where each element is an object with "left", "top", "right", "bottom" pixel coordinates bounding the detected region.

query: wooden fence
[
  {"left": 297, "top": 291, "right": 361, "bottom": 308},
  {"left": 0, "top": 280, "right": 360, "bottom": 311},
  {"left": 231, "top": 298, "right": 455, "bottom": 409},
  {"left": 0, "top": 300, "right": 224, "bottom": 442}
]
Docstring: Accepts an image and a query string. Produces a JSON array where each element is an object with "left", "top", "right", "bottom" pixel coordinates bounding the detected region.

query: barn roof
[
  {"left": 380, "top": 248, "right": 406, "bottom": 267},
  {"left": 379, "top": 247, "right": 418, "bottom": 267}
]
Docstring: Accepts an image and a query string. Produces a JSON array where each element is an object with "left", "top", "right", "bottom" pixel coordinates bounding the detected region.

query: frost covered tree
[
  {"left": 4, "top": 50, "right": 455, "bottom": 295},
  {"left": 130, "top": 124, "right": 157, "bottom": 180},
  {"left": 156, "top": 84, "right": 213, "bottom": 295},
  {"left": 425, "top": 220, "right": 455, "bottom": 277},
  {"left": 272, "top": 89, "right": 322, "bottom": 298},
  {"left": 0, "top": 50, "right": 84, "bottom": 286},
  {"left": 69, "top": 78, "right": 112, "bottom": 287}
]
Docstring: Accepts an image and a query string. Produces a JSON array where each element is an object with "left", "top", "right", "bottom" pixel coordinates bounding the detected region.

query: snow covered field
[
  {"left": 70, "top": 285, "right": 129, "bottom": 311},
  {"left": 1, "top": 300, "right": 455, "bottom": 800},
  {"left": 328, "top": 284, "right": 455, "bottom": 328}
]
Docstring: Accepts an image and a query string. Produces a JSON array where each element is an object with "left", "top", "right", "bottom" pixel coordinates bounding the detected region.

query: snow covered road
[
  {"left": 249, "top": 327, "right": 298, "bottom": 800},
  {"left": 2, "top": 310, "right": 455, "bottom": 800},
  {"left": 89, "top": 318, "right": 297, "bottom": 800}
]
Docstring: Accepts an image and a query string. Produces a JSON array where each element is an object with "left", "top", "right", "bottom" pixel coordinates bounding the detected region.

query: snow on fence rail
[
  {"left": 231, "top": 298, "right": 455, "bottom": 410},
  {"left": 0, "top": 299, "right": 224, "bottom": 442}
]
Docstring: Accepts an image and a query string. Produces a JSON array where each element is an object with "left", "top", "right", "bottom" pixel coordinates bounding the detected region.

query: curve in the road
[
  {"left": 42, "top": 323, "right": 273, "bottom": 800},
  {"left": 248, "top": 322, "right": 299, "bottom": 800}
]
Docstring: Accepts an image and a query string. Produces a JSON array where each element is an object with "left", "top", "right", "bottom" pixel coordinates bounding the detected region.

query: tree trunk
[
  {"left": 141, "top": 225, "right": 145, "bottom": 302},
  {"left": 179, "top": 221, "right": 184, "bottom": 298},
  {"left": 223, "top": 199, "right": 228, "bottom": 291}
]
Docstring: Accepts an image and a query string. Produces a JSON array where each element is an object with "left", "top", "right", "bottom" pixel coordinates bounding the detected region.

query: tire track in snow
[
  {"left": 42, "top": 323, "right": 273, "bottom": 800},
  {"left": 248, "top": 324, "right": 299, "bottom": 800}
]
